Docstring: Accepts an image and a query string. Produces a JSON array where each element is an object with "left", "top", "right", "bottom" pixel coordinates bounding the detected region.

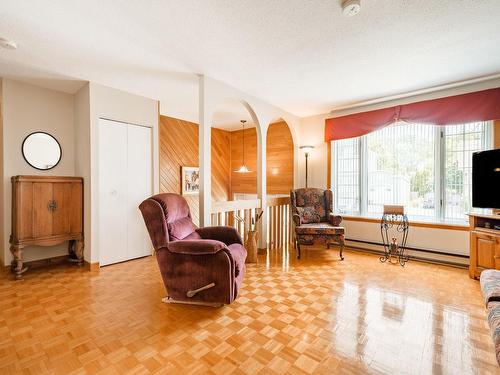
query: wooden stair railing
[
  {"left": 211, "top": 199, "right": 261, "bottom": 244},
  {"left": 210, "top": 196, "right": 292, "bottom": 249},
  {"left": 266, "top": 196, "right": 291, "bottom": 249}
]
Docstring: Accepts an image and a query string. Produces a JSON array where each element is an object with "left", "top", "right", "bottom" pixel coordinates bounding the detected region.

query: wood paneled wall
[
  {"left": 159, "top": 116, "right": 230, "bottom": 225},
  {"left": 230, "top": 128, "right": 258, "bottom": 195},
  {"left": 159, "top": 116, "right": 295, "bottom": 221},
  {"left": 212, "top": 128, "right": 232, "bottom": 201},
  {"left": 230, "top": 121, "right": 294, "bottom": 196},
  {"left": 266, "top": 121, "right": 294, "bottom": 195}
]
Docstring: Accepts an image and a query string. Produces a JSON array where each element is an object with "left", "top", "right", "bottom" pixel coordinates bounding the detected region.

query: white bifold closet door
[{"left": 99, "top": 118, "right": 152, "bottom": 266}]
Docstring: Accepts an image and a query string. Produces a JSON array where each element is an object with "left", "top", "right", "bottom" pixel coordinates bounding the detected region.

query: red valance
[{"left": 325, "top": 87, "right": 500, "bottom": 141}]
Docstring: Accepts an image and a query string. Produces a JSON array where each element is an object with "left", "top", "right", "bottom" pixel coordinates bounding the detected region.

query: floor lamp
[{"left": 300, "top": 146, "right": 314, "bottom": 188}]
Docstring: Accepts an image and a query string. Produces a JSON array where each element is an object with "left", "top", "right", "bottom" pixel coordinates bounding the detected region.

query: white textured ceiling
[
  {"left": 211, "top": 99, "right": 256, "bottom": 131},
  {"left": 1, "top": 0, "right": 499, "bottom": 123}
]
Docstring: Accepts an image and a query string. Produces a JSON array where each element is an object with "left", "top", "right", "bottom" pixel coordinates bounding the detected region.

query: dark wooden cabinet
[
  {"left": 469, "top": 213, "right": 500, "bottom": 279},
  {"left": 10, "top": 176, "right": 84, "bottom": 279}
]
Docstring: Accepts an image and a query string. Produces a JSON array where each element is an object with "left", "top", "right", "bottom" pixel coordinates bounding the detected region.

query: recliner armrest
[
  {"left": 196, "top": 226, "right": 243, "bottom": 245},
  {"left": 166, "top": 240, "right": 226, "bottom": 255},
  {"left": 329, "top": 213, "right": 343, "bottom": 226}
]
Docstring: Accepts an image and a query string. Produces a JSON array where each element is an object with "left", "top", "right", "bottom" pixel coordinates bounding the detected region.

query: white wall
[
  {"left": 0, "top": 80, "right": 4, "bottom": 265},
  {"left": 88, "top": 83, "right": 158, "bottom": 264},
  {"left": 0, "top": 79, "right": 159, "bottom": 267},
  {"left": 74, "top": 83, "right": 91, "bottom": 263},
  {"left": 1, "top": 79, "right": 75, "bottom": 265},
  {"left": 297, "top": 113, "right": 329, "bottom": 189},
  {"left": 343, "top": 220, "right": 469, "bottom": 265}
]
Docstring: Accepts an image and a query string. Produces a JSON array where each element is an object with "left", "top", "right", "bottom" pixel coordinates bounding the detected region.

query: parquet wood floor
[{"left": 0, "top": 246, "right": 497, "bottom": 375}]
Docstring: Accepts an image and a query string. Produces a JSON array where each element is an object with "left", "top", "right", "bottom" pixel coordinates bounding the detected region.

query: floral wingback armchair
[{"left": 290, "top": 188, "right": 345, "bottom": 260}]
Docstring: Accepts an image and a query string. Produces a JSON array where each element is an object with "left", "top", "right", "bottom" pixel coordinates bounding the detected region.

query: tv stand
[{"left": 469, "top": 213, "right": 500, "bottom": 279}]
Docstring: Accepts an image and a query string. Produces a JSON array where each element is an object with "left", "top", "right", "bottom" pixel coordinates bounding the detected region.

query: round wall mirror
[{"left": 22, "top": 132, "right": 62, "bottom": 170}]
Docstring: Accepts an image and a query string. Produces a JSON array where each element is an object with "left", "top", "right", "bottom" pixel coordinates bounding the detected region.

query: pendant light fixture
[{"left": 235, "top": 120, "right": 250, "bottom": 173}]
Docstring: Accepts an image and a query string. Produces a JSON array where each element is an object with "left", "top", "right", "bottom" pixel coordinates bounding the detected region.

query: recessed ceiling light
[
  {"left": 0, "top": 37, "right": 18, "bottom": 50},
  {"left": 342, "top": 0, "right": 361, "bottom": 17}
]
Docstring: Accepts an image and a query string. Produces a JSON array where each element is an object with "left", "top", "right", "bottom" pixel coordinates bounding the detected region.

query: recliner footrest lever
[{"left": 186, "top": 282, "right": 215, "bottom": 297}]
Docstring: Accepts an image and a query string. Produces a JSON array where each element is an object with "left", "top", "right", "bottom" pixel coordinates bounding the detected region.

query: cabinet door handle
[{"left": 47, "top": 200, "right": 57, "bottom": 211}]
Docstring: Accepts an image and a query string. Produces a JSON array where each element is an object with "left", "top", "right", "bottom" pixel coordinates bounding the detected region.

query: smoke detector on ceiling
[
  {"left": 342, "top": 0, "right": 361, "bottom": 17},
  {"left": 0, "top": 37, "right": 18, "bottom": 50}
]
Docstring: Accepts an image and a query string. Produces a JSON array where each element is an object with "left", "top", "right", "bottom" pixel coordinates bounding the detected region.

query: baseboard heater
[{"left": 344, "top": 237, "right": 469, "bottom": 269}]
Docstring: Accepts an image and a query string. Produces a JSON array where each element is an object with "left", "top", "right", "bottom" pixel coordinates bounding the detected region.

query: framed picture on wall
[{"left": 181, "top": 166, "right": 200, "bottom": 195}]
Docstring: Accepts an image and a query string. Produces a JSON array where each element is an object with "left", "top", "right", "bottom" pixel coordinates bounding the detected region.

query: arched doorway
[{"left": 209, "top": 99, "right": 261, "bottom": 240}]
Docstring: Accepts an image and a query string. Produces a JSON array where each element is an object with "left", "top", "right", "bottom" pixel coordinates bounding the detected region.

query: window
[
  {"left": 332, "top": 137, "right": 360, "bottom": 213},
  {"left": 331, "top": 121, "right": 492, "bottom": 222},
  {"left": 443, "top": 123, "right": 491, "bottom": 221},
  {"left": 365, "top": 122, "right": 436, "bottom": 217}
]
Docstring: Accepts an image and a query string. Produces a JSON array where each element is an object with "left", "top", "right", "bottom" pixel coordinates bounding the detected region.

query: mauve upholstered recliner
[{"left": 139, "top": 193, "right": 247, "bottom": 306}]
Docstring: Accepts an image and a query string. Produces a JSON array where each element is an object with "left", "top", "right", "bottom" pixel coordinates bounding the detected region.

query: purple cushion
[
  {"left": 167, "top": 240, "right": 226, "bottom": 255},
  {"left": 168, "top": 217, "right": 197, "bottom": 241},
  {"left": 227, "top": 243, "right": 246, "bottom": 299},
  {"left": 227, "top": 243, "right": 247, "bottom": 278},
  {"left": 152, "top": 193, "right": 191, "bottom": 223},
  {"left": 196, "top": 226, "right": 243, "bottom": 245},
  {"left": 183, "top": 231, "right": 202, "bottom": 240}
]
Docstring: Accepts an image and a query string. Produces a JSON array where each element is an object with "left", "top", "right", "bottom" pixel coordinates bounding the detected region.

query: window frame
[{"left": 331, "top": 121, "right": 493, "bottom": 224}]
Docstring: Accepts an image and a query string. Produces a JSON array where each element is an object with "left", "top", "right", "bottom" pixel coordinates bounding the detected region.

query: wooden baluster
[
  {"left": 276, "top": 205, "right": 279, "bottom": 249},
  {"left": 238, "top": 209, "right": 244, "bottom": 238},
  {"left": 268, "top": 206, "right": 272, "bottom": 249},
  {"left": 269, "top": 206, "right": 274, "bottom": 249},
  {"left": 273, "top": 206, "right": 278, "bottom": 249},
  {"left": 266, "top": 206, "right": 270, "bottom": 249},
  {"left": 242, "top": 209, "right": 247, "bottom": 244},
  {"left": 275, "top": 205, "right": 279, "bottom": 249},
  {"left": 276, "top": 206, "right": 283, "bottom": 248},
  {"left": 274, "top": 205, "right": 278, "bottom": 249},
  {"left": 282, "top": 204, "right": 286, "bottom": 248},
  {"left": 283, "top": 204, "right": 289, "bottom": 249},
  {"left": 287, "top": 204, "right": 291, "bottom": 248},
  {"left": 246, "top": 208, "right": 251, "bottom": 242},
  {"left": 281, "top": 204, "right": 285, "bottom": 248}
]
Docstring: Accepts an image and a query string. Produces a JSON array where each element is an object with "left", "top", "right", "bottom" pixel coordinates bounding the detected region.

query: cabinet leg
[
  {"left": 68, "top": 240, "right": 84, "bottom": 266},
  {"left": 10, "top": 245, "right": 27, "bottom": 279},
  {"left": 75, "top": 240, "right": 84, "bottom": 266}
]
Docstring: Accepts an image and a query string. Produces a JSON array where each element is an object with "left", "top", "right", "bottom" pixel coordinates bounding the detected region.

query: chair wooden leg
[
  {"left": 296, "top": 237, "right": 301, "bottom": 259},
  {"left": 339, "top": 240, "right": 345, "bottom": 261}
]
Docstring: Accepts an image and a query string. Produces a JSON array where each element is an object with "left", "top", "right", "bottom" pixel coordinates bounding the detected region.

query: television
[{"left": 472, "top": 149, "right": 500, "bottom": 210}]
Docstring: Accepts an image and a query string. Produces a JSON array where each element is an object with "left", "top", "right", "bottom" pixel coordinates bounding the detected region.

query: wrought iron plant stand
[{"left": 380, "top": 205, "right": 409, "bottom": 266}]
